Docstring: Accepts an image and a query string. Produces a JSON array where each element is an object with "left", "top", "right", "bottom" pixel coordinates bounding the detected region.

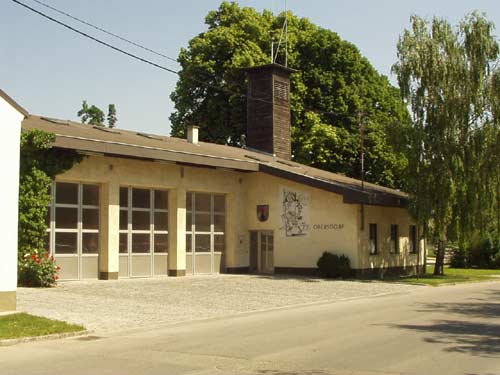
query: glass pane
[
  {"left": 132, "top": 233, "right": 150, "bottom": 253},
  {"left": 119, "top": 233, "right": 128, "bottom": 254},
  {"left": 154, "top": 190, "right": 168, "bottom": 210},
  {"left": 214, "top": 195, "right": 225, "bottom": 213},
  {"left": 214, "top": 214, "right": 225, "bottom": 232},
  {"left": 186, "top": 212, "right": 192, "bottom": 231},
  {"left": 56, "top": 182, "right": 78, "bottom": 204},
  {"left": 186, "top": 234, "right": 192, "bottom": 252},
  {"left": 132, "top": 188, "right": 150, "bottom": 209},
  {"left": 55, "top": 207, "right": 78, "bottom": 229},
  {"left": 132, "top": 211, "right": 150, "bottom": 230},
  {"left": 214, "top": 235, "right": 225, "bottom": 253},
  {"left": 82, "top": 208, "right": 99, "bottom": 230},
  {"left": 267, "top": 235, "right": 274, "bottom": 252},
  {"left": 194, "top": 213, "right": 210, "bottom": 232},
  {"left": 194, "top": 234, "right": 210, "bottom": 252},
  {"left": 82, "top": 184, "right": 99, "bottom": 206},
  {"left": 120, "top": 187, "right": 128, "bottom": 208},
  {"left": 119, "top": 210, "right": 128, "bottom": 230},
  {"left": 194, "top": 193, "right": 210, "bottom": 212},
  {"left": 82, "top": 233, "right": 99, "bottom": 254},
  {"left": 154, "top": 212, "right": 168, "bottom": 231},
  {"left": 55, "top": 232, "right": 77, "bottom": 254},
  {"left": 186, "top": 192, "right": 192, "bottom": 210},
  {"left": 154, "top": 234, "right": 168, "bottom": 253}
]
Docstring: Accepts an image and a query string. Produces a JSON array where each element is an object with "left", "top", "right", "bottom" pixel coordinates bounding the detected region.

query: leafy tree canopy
[
  {"left": 170, "top": 1, "right": 410, "bottom": 188},
  {"left": 77, "top": 100, "right": 117, "bottom": 128}
]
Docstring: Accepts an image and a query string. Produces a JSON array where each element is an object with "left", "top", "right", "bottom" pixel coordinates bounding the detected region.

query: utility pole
[
  {"left": 359, "top": 112, "right": 366, "bottom": 231},
  {"left": 359, "top": 112, "right": 365, "bottom": 191}
]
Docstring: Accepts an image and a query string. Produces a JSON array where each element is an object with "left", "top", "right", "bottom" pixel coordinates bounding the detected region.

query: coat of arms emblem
[{"left": 257, "top": 205, "right": 269, "bottom": 222}]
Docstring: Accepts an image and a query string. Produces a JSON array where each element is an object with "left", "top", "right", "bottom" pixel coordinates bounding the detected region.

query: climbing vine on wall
[{"left": 18, "top": 129, "right": 82, "bottom": 286}]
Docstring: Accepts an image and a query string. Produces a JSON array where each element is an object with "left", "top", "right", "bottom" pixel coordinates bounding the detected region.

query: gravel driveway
[{"left": 17, "top": 275, "right": 419, "bottom": 333}]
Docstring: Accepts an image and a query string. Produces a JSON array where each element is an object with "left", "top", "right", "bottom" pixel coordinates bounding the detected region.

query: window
[
  {"left": 186, "top": 192, "right": 225, "bottom": 254},
  {"left": 409, "top": 225, "right": 417, "bottom": 254},
  {"left": 46, "top": 182, "right": 100, "bottom": 255},
  {"left": 119, "top": 187, "right": 168, "bottom": 254},
  {"left": 369, "top": 224, "right": 378, "bottom": 255},
  {"left": 390, "top": 224, "right": 399, "bottom": 254}
]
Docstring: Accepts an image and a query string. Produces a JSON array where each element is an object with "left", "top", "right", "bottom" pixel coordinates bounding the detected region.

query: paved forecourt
[{"left": 17, "top": 274, "right": 418, "bottom": 333}]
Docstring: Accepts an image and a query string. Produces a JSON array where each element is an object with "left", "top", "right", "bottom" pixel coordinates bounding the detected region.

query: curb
[{"left": 0, "top": 330, "right": 91, "bottom": 347}]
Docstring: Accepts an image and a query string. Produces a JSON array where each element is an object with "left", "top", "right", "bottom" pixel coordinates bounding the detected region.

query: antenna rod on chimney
[
  {"left": 285, "top": 0, "right": 288, "bottom": 67},
  {"left": 270, "top": 32, "right": 274, "bottom": 63}
]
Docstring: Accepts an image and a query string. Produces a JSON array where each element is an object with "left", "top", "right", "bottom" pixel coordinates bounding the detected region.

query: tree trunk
[
  {"left": 416, "top": 224, "right": 421, "bottom": 279},
  {"left": 423, "top": 224, "right": 428, "bottom": 274},
  {"left": 434, "top": 238, "right": 445, "bottom": 276}
]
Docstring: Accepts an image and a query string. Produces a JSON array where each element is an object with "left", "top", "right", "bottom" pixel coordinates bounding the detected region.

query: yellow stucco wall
[
  {"left": 56, "top": 154, "right": 421, "bottom": 274},
  {"left": 244, "top": 173, "right": 360, "bottom": 269},
  {"left": 359, "top": 206, "right": 424, "bottom": 268},
  {"left": 357, "top": 205, "right": 425, "bottom": 271}
]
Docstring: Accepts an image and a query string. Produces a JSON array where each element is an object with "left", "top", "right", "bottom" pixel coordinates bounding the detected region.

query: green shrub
[
  {"left": 317, "top": 252, "right": 351, "bottom": 278},
  {"left": 467, "top": 238, "right": 498, "bottom": 268},
  {"left": 492, "top": 252, "right": 500, "bottom": 269},
  {"left": 18, "top": 250, "right": 60, "bottom": 287},
  {"left": 450, "top": 248, "right": 467, "bottom": 268}
]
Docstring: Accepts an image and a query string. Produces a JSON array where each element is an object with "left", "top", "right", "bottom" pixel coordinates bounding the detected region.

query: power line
[
  {"left": 29, "top": 0, "right": 179, "bottom": 64},
  {"left": 13, "top": 0, "right": 179, "bottom": 75},
  {"left": 13, "top": 0, "right": 354, "bottom": 119}
]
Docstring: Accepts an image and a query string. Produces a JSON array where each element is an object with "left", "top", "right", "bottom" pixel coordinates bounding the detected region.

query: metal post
[
  {"left": 359, "top": 112, "right": 365, "bottom": 231},
  {"left": 285, "top": 0, "right": 288, "bottom": 67}
]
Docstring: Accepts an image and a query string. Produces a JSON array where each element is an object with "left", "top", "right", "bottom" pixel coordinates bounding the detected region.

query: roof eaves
[
  {"left": 52, "top": 134, "right": 260, "bottom": 172},
  {"left": 259, "top": 163, "right": 408, "bottom": 208},
  {"left": 0, "top": 89, "right": 29, "bottom": 117}
]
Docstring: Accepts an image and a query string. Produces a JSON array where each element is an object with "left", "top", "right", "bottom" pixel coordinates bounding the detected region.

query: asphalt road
[{"left": 1, "top": 280, "right": 499, "bottom": 375}]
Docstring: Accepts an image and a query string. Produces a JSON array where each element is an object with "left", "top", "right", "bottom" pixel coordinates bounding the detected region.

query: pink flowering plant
[{"left": 18, "top": 250, "right": 60, "bottom": 287}]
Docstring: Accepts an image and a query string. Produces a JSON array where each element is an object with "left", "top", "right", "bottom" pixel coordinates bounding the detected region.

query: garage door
[
  {"left": 46, "top": 182, "right": 100, "bottom": 280},
  {"left": 186, "top": 192, "right": 225, "bottom": 274},
  {"left": 118, "top": 187, "right": 169, "bottom": 278}
]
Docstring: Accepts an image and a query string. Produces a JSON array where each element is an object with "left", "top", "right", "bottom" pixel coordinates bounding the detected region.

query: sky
[{"left": 2, "top": 0, "right": 500, "bottom": 135}]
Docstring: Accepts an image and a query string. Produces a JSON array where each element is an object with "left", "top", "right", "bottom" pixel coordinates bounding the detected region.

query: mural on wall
[{"left": 280, "top": 187, "right": 310, "bottom": 237}]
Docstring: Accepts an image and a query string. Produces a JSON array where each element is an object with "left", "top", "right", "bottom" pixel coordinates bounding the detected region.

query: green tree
[
  {"left": 77, "top": 100, "right": 105, "bottom": 126},
  {"left": 107, "top": 104, "right": 117, "bottom": 128},
  {"left": 170, "top": 1, "right": 410, "bottom": 188},
  {"left": 19, "top": 130, "right": 81, "bottom": 256},
  {"left": 393, "top": 13, "right": 500, "bottom": 275}
]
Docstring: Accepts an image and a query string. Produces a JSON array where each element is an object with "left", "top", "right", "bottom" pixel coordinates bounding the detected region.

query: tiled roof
[{"left": 22, "top": 115, "right": 408, "bottom": 207}]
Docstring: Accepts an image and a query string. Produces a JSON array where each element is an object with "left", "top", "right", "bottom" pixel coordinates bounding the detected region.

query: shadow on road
[
  {"left": 415, "top": 289, "right": 500, "bottom": 319},
  {"left": 396, "top": 320, "right": 500, "bottom": 356},
  {"left": 392, "top": 288, "right": 500, "bottom": 357}
]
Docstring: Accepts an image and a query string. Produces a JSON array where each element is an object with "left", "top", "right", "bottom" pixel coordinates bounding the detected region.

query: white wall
[{"left": 0, "top": 96, "right": 23, "bottom": 293}]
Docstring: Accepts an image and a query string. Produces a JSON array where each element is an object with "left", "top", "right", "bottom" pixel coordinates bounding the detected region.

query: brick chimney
[{"left": 245, "top": 64, "right": 295, "bottom": 160}]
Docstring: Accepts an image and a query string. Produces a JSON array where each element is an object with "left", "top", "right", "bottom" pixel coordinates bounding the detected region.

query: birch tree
[{"left": 393, "top": 13, "right": 500, "bottom": 274}]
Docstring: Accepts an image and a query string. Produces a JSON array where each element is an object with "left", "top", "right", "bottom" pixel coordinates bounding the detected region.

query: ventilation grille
[
  {"left": 93, "top": 125, "right": 121, "bottom": 134},
  {"left": 137, "top": 132, "right": 162, "bottom": 140},
  {"left": 277, "top": 159, "right": 300, "bottom": 168},
  {"left": 245, "top": 154, "right": 269, "bottom": 162},
  {"left": 41, "top": 117, "right": 69, "bottom": 125},
  {"left": 274, "top": 80, "right": 289, "bottom": 101}
]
